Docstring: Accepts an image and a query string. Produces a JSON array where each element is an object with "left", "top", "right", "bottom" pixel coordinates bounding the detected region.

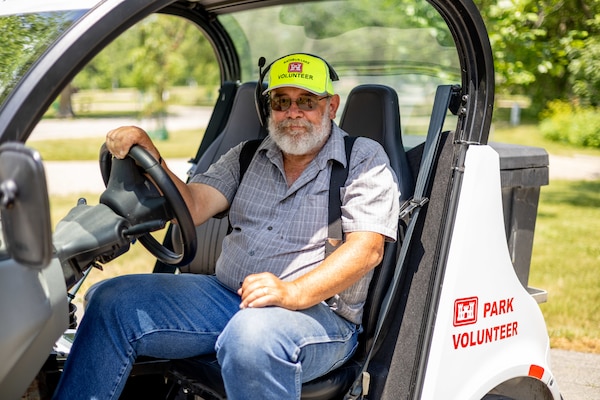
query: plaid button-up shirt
[{"left": 191, "top": 123, "right": 399, "bottom": 324}]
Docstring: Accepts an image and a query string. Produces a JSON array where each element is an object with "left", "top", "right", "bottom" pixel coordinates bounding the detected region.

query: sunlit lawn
[
  {"left": 34, "top": 128, "right": 202, "bottom": 161},
  {"left": 489, "top": 122, "right": 600, "bottom": 157},
  {"left": 493, "top": 124, "right": 600, "bottom": 353},
  {"left": 528, "top": 181, "right": 600, "bottom": 353}
]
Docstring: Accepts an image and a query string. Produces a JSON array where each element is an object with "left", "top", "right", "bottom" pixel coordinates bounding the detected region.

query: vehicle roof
[{"left": 0, "top": 0, "right": 99, "bottom": 16}]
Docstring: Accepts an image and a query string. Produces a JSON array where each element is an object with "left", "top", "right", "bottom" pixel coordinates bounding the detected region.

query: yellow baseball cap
[{"left": 263, "top": 53, "right": 335, "bottom": 96}]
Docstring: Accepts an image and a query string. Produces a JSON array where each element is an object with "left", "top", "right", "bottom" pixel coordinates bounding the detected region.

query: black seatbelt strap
[
  {"left": 227, "top": 138, "right": 263, "bottom": 234},
  {"left": 237, "top": 136, "right": 356, "bottom": 257},
  {"left": 326, "top": 136, "right": 357, "bottom": 256},
  {"left": 238, "top": 138, "right": 263, "bottom": 179},
  {"left": 344, "top": 85, "right": 457, "bottom": 400}
]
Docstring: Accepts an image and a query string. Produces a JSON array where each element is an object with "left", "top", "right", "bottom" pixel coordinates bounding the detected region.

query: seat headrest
[
  {"left": 339, "top": 84, "right": 414, "bottom": 200},
  {"left": 194, "top": 82, "right": 264, "bottom": 175}
]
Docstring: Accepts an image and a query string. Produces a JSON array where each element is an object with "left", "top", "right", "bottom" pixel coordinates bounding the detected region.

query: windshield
[
  {"left": 0, "top": 6, "right": 92, "bottom": 105},
  {"left": 219, "top": 0, "right": 460, "bottom": 137}
]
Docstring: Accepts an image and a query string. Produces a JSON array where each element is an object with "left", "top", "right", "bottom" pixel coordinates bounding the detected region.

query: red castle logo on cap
[{"left": 288, "top": 62, "right": 303, "bottom": 73}]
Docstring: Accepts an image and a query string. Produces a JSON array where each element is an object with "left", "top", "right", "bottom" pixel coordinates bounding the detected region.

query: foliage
[
  {"left": 474, "top": 0, "right": 600, "bottom": 151},
  {"left": 279, "top": 0, "right": 453, "bottom": 45},
  {"left": 474, "top": 0, "right": 600, "bottom": 114},
  {"left": 73, "top": 14, "right": 219, "bottom": 118},
  {"left": 567, "top": 35, "right": 600, "bottom": 107},
  {"left": 0, "top": 11, "right": 81, "bottom": 104},
  {"left": 4, "top": 1, "right": 600, "bottom": 130},
  {"left": 539, "top": 101, "right": 600, "bottom": 148}
]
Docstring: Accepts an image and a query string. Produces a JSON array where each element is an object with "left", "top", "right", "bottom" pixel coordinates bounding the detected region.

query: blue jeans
[{"left": 53, "top": 274, "right": 359, "bottom": 399}]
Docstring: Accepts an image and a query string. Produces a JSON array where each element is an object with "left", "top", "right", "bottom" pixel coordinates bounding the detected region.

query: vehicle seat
[
  {"left": 339, "top": 84, "right": 413, "bottom": 201},
  {"left": 176, "top": 81, "right": 265, "bottom": 275},
  {"left": 166, "top": 84, "right": 412, "bottom": 399}
]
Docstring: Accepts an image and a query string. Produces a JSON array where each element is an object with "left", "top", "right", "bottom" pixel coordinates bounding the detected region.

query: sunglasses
[{"left": 270, "top": 95, "right": 330, "bottom": 112}]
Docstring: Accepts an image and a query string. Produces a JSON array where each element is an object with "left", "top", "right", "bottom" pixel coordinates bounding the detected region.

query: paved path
[
  {"left": 29, "top": 105, "right": 212, "bottom": 141},
  {"left": 41, "top": 158, "right": 191, "bottom": 195},
  {"left": 551, "top": 349, "right": 600, "bottom": 399},
  {"left": 30, "top": 106, "right": 206, "bottom": 194},
  {"left": 549, "top": 153, "right": 600, "bottom": 181}
]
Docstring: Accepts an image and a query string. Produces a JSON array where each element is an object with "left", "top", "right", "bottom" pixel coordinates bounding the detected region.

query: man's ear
[{"left": 328, "top": 94, "right": 341, "bottom": 120}]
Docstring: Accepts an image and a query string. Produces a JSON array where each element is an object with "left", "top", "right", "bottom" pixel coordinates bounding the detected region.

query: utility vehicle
[{"left": 0, "top": 0, "right": 559, "bottom": 398}]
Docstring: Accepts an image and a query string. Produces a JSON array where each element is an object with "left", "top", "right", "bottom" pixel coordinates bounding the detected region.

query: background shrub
[{"left": 540, "top": 100, "right": 600, "bottom": 148}]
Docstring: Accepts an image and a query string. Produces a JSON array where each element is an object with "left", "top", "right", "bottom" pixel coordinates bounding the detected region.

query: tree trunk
[{"left": 57, "top": 84, "right": 76, "bottom": 118}]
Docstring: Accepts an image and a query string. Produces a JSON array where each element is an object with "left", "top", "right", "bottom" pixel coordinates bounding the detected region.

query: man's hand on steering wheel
[{"left": 106, "top": 125, "right": 160, "bottom": 161}]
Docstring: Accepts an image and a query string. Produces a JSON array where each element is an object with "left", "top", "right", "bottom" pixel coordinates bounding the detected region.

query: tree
[
  {"left": 566, "top": 35, "right": 600, "bottom": 107},
  {"left": 74, "top": 14, "right": 218, "bottom": 93},
  {"left": 57, "top": 83, "right": 77, "bottom": 118},
  {"left": 475, "top": 0, "right": 600, "bottom": 114},
  {"left": 0, "top": 13, "right": 73, "bottom": 104},
  {"left": 73, "top": 14, "right": 219, "bottom": 138}
]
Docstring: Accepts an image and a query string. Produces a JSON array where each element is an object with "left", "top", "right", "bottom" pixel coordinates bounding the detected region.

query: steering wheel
[{"left": 99, "top": 143, "right": 196, "bottom": 266}]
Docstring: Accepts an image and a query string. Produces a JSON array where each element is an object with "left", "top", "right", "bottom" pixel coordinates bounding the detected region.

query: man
[{"left": 53, "top": 53, "right": 399, "bottom": 399}]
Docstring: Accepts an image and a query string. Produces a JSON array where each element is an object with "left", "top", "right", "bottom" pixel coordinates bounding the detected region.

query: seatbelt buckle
[
  {"left": 399, "top": 197, "right": 429, "bottom": 222},
  {"left": 362, "top": 371, "right": 371, "bottom": 397},
  {"left": 343, "top": 371, "right": 370, "bottom": 400}
]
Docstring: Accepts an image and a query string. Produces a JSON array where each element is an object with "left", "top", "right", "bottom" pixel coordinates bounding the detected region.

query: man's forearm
[{"left": 290, "top": 231, "right": 385, "bottom": 309}]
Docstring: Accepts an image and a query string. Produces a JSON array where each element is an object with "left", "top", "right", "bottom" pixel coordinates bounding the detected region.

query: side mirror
[{"left": 0, "top": 142, "right": 52, "bottom": 268}]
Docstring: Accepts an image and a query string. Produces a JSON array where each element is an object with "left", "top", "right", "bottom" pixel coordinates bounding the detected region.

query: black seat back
[
  {"left": 339, "top": 84, "right": 413, "bottom": 201},
  {"left": 339, "top": 84, "right": 411, "bottom": 357},
  {"left": 177, "top": 81, "right": 264, "bottom": 274}
]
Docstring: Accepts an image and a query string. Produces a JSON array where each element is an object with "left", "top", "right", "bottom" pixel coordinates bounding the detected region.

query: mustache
[{"left": 275, "top": 118, "right": 312, "bottom": 132}]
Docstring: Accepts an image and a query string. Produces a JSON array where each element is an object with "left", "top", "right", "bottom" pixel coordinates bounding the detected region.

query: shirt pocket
[{"left": 284, "top": 193, "right": 328, "bottom": 246}]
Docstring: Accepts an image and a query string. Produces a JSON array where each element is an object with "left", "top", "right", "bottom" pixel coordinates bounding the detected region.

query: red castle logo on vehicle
[
  {"left": 288, "top": 62, "right": 303, "bottom": 73},
  {"left": 453, "top": 297, "right": 478, "bottom": 326}
]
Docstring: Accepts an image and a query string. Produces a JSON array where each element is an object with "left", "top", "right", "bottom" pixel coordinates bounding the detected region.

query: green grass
[
  {"left": 35, "top": 137, "right": 107, "bottom": 161},
  {"left": 34, "top": 128, "right": 204, "bottom": 161},
  {"left": 490, "top": 122, "right": 600, "bottom": 157},
  {"left": 529, "top": 180, "right": 600, "bottom": 353},
  {"left": 492, "top": 124, "right": 600, "bottom": 352}
]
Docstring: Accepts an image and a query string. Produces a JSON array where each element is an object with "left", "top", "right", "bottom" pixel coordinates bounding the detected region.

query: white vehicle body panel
[{"left": 422, "top": 145, "right": 560, "bottom": 399}]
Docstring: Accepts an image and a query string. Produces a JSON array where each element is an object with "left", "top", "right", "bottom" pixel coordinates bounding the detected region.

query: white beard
[{"left": 268, "top": 107, "right": 332, "bottom": 156}]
